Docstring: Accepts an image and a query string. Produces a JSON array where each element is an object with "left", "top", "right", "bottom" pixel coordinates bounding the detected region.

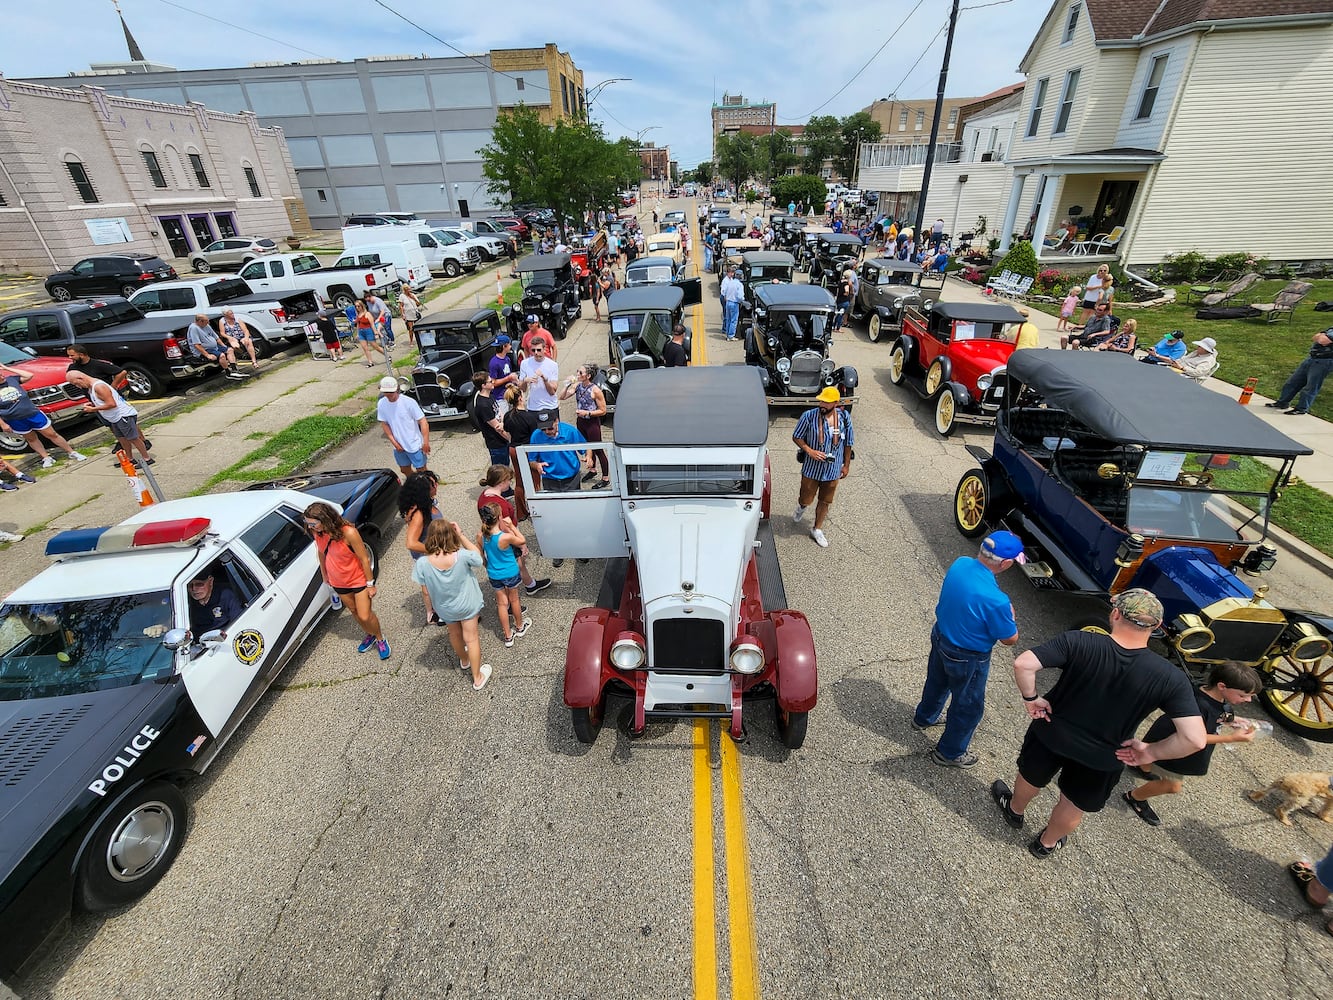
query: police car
[{"left": 0, "top": 469, "right": 398, "bottom": 978}]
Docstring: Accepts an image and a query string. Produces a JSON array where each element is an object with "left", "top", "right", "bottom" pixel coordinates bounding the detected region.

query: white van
[
  {"left": 342, "top": 225, "right": 476, "bottom": 279},
  {"left": 333, "top": 239, "right": 433, "bottom": 292}
]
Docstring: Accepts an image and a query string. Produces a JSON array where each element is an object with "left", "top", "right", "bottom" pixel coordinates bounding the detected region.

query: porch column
[
  {"left": 998, "top": 174, "right": 1026, "bottom": 253},
  {"left": 1031, "top": 173, "right": 1057, "bottom": 261}
]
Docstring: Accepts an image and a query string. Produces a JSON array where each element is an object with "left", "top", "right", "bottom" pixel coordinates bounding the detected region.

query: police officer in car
[{"left": 188, "top": 570, "right": 243, "bottom": 638}]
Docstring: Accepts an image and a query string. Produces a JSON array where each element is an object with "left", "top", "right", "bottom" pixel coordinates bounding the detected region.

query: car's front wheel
[
  {"left": 953, "top": 468, "right": 990, "bottom": 537},
  {"left": 78, "top": 780, "right": 187, "bottom": 912},
  {"left": 49, "top": 284, "right": 72, "bottom": 302},
  {"left": 776, "top": 705, "right": 808, "bottom": 749},
  {"left": 1260, "top": 651, "right": 1333, "bottom": 743},
  {"left": 868, "top": 312, "right": 884, "bottom": 343},
  {"left": 442, "top": 260, "right": 461, "bottom": 278},
  {"left": 935, "top": 388, "right": 957, "bottom": 437},
  {"left": 571, "top": 692, "right": 607, "bottom": 744},
  {"left": 888, "top": 342, "right": 908, "bottom": 385}
]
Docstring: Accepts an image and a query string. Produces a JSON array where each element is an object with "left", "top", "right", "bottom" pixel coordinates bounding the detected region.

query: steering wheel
[{"left": 1177, "top": 472, "right": 1214, "bottom": 488}]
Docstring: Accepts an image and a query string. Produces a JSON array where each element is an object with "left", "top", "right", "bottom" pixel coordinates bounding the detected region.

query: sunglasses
[{"left": 304, "top": 521, "right": 325, "bottom": 533}]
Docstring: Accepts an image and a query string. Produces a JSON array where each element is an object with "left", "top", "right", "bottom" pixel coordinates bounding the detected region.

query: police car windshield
[{"left": 0, "top": 593, "right": 173, "bottom": 701}]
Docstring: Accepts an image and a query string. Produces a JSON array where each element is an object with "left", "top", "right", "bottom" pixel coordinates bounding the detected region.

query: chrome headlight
[
  {"left": 610, "top": 632, "right": 647, "bottom": 670},
  {"left": 754, "top": 308, "right": 766, "bottom": 319},
  {"left": 893, "top": 297, "right": 905, "bottom": 309},
  {"left": 924, "top": 299, "right": 935, "bottom": 310},
  {"left": 606, "top": 366, "right": 622, "bottom": 385},
  {"left": 821, "top": 359, "right": 836, "bottom": 376},
  {"left": 768, "top": 337, "right": 778, "bottom": 349},
  {"left": 396, "top": 376, "right": 413, "bottom": 395},
  {"left": 977, "top": 373, "right": 993, "bottom": 392},
  {"left": 729, "top": 638, "right": 764, "bottom": 675},
  {"left": 435, "top": 373, "right": 452, "bottom": 390},
  {"left": 776, "top": 357, "right": 792, "bottom": 373},
  {"left": 540, "top": 299, "right": 551, "bottom": 310}
]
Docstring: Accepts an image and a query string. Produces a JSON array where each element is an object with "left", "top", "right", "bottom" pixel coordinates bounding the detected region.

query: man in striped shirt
[{"left": 792, "top": 386, "right": 854, "bottom": 548}]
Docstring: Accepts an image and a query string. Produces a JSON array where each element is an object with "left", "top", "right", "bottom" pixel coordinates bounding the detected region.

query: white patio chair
[
  {"left": 1088, "top": 226, "right": 1124, "bottom": 254},
  {"left": 985, "top": 269, "right": 1014, "bottom": 294}
]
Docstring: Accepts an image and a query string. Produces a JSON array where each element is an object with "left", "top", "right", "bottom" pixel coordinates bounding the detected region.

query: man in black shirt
[
  {"left": 662, "top": 324, "right": 688, "bottom": 368},
  {"left": 990, "top": 588, "right": 1205, "bottom": 858},
  {"left": 470, "top": 371, "right": 511, "bottom": 466},
  {"left": 187, "top": 570, "right": 243, "bottom": 638},
  {"left": 65, "top": 344, "right": 128, "bottom": 393}
]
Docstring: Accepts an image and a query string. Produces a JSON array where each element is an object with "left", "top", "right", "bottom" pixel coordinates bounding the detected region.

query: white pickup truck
[
  {"left": 127, "top": 276, "right": 319, "bottom": 348},
  {"left": 236, "top": 253, "right": 400, "bottom": 310}
]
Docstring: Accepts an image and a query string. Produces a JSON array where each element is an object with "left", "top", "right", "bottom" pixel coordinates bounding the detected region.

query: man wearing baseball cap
[
  {"left": 1140, "top": 329, "right": 1189, "bottom": 366},
  {"left": 991, "top": 587, "right": 1205, "bottom": 858},
  {"left": 912, "top": 530, "right": 1023, "bottom": 767},
  {"left": 792, "top": 386, "right": 855, "bottom": 548},
  {"left": 376, "top": 375, "right": 430, "bottom": 476},
  {"left": 521, "top": 315, "right": 558, "bottom": 362},
  {"left": 488, "top": 335, "right": 517, "bottom": 402}
]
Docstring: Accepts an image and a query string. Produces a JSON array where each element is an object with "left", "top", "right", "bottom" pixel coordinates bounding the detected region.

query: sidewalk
[{"left": 0, "top": 268, "right": 501, "bottom": 557}]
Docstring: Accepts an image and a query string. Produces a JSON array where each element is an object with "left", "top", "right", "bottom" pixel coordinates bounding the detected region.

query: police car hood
[
  {"left": 0, "top": 684, "right": 173, "bottom": 880},
  {"left": 624, "top": 502, "right": 759, "bottom": 609}
]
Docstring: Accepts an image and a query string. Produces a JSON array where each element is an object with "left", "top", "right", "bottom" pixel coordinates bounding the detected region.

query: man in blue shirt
[
  {"left": 912, "top": 530, "right": 1022, "bottom": 768},
  {"left": 792, "top": 387, "right": 854, "bottom": 549},
  {"left": 1140, "top": 329, "right": 1188, "bottom": 365},
  {"left": 528, "top": 410, "right": 587, "bottom": 492}
]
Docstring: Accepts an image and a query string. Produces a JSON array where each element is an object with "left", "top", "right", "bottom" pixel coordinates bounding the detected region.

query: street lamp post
[{"left": 585, "top": 77, "right": 630, "bottom": 109}]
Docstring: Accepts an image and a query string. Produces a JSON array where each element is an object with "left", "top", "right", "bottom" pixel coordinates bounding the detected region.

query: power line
[
  {"left": 783, "top": 0, "right": 929, "bottom": 120},
  {"left": 151, "top": 0, "right": 330, "bottom": 58},
  {"left": 370, "top": 0, "right": 551, "bottom": 93}
]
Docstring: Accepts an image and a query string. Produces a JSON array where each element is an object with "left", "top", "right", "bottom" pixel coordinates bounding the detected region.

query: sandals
[
  {"left": 1289, "top": 862, "right": 1329, "bottom": 909},
  {"left": 473, "top": 664, "right": 493, "bottom": 691}
]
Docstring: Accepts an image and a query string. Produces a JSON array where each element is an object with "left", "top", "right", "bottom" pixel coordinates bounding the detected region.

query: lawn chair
[
  {"left": 1248, "top": 280, "right": 1314, "bottom": 324},
  {"left": 985, "top": 268, "right": 1014, "bottom": 294},
  {"left": 1198, "top": 272, "right": 1260, "bottom": 307},
  {"left": 1041, "top": 231, "right": 1071, "bottom": 253},
  {"left": 1184, "top": 269, "right": 1238, "bottom": 304},
  {"left": 1087, "top": 226, "right": 1124, "bottom": 254},
  {"left": 1006, "top": 275, "right": 1035, "bottom": 300}
]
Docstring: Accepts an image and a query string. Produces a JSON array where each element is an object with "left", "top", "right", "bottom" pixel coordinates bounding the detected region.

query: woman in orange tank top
[{"left": 305, "top": 502, "right": 389, "bottom": 660}]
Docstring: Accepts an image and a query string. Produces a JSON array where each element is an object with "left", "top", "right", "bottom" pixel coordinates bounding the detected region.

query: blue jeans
[
  {"left": 1277, "top": 356, "right": 1333, "bottom": 412},
  {"left": 704, "top": 246, "right": 713, "bottom": 271},
  {"left": 1317, "top": 843, "right": 1333, "bottom": 892},
  {"left": 723, "top": 298, "right": 740, "bottom": 339},
  {"left": 914, "top": 626, "right": 991, "bottom": 760}
]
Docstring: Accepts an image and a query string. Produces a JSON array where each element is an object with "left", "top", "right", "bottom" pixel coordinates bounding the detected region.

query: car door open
[{"left": 515, "top": 442, "right": 627, "bottom": 559}]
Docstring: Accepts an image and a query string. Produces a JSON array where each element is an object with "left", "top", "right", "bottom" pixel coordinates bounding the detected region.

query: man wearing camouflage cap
[{"left": 990, "top": 588, "right": 1206, "bottom": 859}]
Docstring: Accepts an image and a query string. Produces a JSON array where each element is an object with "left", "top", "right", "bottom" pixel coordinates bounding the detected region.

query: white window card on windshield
[
  {"left": 611, "top": 317, "right": 631, "bottom": 334},
  {"left": 954, "top": 322, "right": 977, "bottom": 341},
  {"left": 1139, "top": 451, "right": 1187, "bottom": 482}
]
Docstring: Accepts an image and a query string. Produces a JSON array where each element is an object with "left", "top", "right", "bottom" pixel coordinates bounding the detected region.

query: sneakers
[
  {"left": 68, "top": 451, "right": 86, "bottom": 462},
  {"left": 991, "top": 780, "right": 1025, "bottom": 829},
  {"left": 40, "top": 456, "right": 55, "bottom": 469},
  {"left": 581, "top": 470, "right": 599, "bottom": 483},
  {"left": 0, "top": 482, "right": 15, "bottom": 492},
  {"left": 525, "top": 577, "right": 553, "bottom": 595},
  {"left": 473, "top": 663, "right": 493, "bottom": 691},
  {"left": 329, "top": 593, "right": 343, "bottom": 611},
  {"left": 0, "top": 529, "right": 23, "bottom": 544},
  {"left": 792, "top": 504, "right": 808, "bottom": 523},
  {"left": 1286, "top": 408, "right": 1309, "bottom": 415},
  {"left": 1028, "top": 828, "right": 1067, "bottom": 858},
  {"left": 356, "top": 634, "right": 376, "bottom": 654},
  {"left": 376, "top": 638, "right": 391, "bottom": 660},
  {"left": 513, "top": 617, "right": 532, "bottom": 639},
  {"left": 17, "top": 473, "right": 35, "bottom": 484},
  {"left": 930, "top": 748, "right": 979, "bottom": 768},
  {"left": 1264, "top": 401, "right": 1286, "bottom": 409},
  {"left": 811, "top": 528, "right": 829, "bottom": 548},
  {"left": 504, "top": 633, "right": 515, "bottom": 648},
  {"left": 1123, "top": 790, "right": 1161, "bottom": 826},
  {"left": 910, "top": 715, "right": 944, "bottom": 732}
]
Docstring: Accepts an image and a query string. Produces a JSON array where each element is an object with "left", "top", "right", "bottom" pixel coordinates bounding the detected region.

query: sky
[{"left": 3, "top": 0, "right": 1051, "bottom": 167}]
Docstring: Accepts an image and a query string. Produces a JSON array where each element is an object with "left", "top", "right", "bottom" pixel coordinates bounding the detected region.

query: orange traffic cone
[
  {"left": 496, "top": 269, "right": 504, "bottom": 306},
  {"left": 1238, "top": 376, "right": 1258, "bottom": 405},
  {"left": 117, "top": 448, "right": 154, "bottom": 507}
]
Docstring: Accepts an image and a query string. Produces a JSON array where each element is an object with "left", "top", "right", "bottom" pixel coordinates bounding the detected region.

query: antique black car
[
  {"left": 624, "top": 255, "right": 701, "bottom": 304},
  {"left": 771, "top": 215, "right": 808, "bottom": 252},
  {"left": 503, "top": 253, "right": 582, "bottom": 339},
  {"left": 954, "top": 350, "right": 1331, "bottom": 741},
  {"left": 711, "top": 217, "right": 750, "bottom": 271},
  {"left": 739, "top": 250, "right": 795, "bottom": 309},
  {"left": 404, "top": 308, "right": 508, "bottom": 422},
  {"left": 794, "top": 225, "right": 833, "bottom": 272},
  {"left": 747, "top": 283, "right": 858, "bottom": 406},
  {"left": 850, "top": 257, "right": 945, "bottom": 342},
  {"left": 606, "top": 284, "right": 700, "bottom": 382},
  {"left": 809, "top": 233, "right": 865, "bottom": 288}
]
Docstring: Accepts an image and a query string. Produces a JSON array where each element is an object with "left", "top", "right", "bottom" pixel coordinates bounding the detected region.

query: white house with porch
[{"left": 995, "top": 0, "right": 1333, "bottom": 270}]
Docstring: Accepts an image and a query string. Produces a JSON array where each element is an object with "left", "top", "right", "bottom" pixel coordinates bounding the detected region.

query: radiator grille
[
  {"left": 788, "top": 350, "right": 824, "bottom": 393},
  {"left": 652, "top": 618, "right": 725, "bottom": 672}
]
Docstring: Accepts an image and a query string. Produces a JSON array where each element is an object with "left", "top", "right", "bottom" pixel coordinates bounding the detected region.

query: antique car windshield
[
  {"left": 519, "top": 271, "right": 559, "bottom": 291},
  {"left": 416, "top": 327, "right": 478, "bottom": 350},
  {"left": 625, "top": 463, "right": 755, "bottom": 496},
  {"left": 629, "top": 266, "right": 674, "bottom": 284},
  {"left": 747, "top": 266, "right": 791, "bottom": 281},
  {"left": 0, "top": 592, "right": 174, "bottom": 701},
  {"left": 1127, "top": 451, "right": 1276, "bottom": 542}
]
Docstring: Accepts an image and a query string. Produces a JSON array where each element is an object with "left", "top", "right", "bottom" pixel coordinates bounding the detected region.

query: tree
[
  {"left": 838, "top": 112, "right": 882, "bottom": 183},
  {"left": 480, "top": 106, "right": 639, "bottom": 233},
  {"left": 757, "top": 129, "right": 798, "bottom": 185},
  {"left": 770, "top": 174, "right": 827, "bottom": 213},
  {"left": 714, "top": 132, "right": 759, "bottom": 194},
  {"left": 691, "top": 162, "right": 714, "bottom": 185},
  {"left": 800, "top": 115, "right": 842, "bottom": 175}
]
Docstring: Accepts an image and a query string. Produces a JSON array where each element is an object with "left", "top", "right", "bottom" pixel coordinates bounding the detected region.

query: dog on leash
[{"left": 1247, "top": 772, "right": 1333, "bottom": 826}]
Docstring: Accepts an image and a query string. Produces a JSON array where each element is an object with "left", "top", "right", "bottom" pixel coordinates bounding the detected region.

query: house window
[
  {"left": 244, "top": 166, "right": 262, "bottom": 198},
  {"left": 947, "top": 109, "right": 958, "bottom": 129},
  {"left": 65, "top": 160, "right": 98, "bottom": 203},
  {"left": 316, "top": 189, "right": 327, "bottom": 202},
  {"left": 1062, "top": 2, "right": 1080, "bottom": 44},
  {"left": 1135, "top": 54, "right": 1169, "bottom": 120},
  {"left": 0, "top": 187, "right": 6, "bottom": 207},
  {"left": 898, "top": 109, "right": 908, "bottom": 130},
  {"left": 1026, "top": 78, "right": 1048, "bottom": 137},
  {"left": 1052, "top": 68, "right": 1080, "bottom": 134},
  {"left": 188, "top": 152, "right": 211, "bottom": 188},
  {"left": 141, "top": 151, "right": 167, "bottom": 189},
  {"left": 914, "top": 110, "right": 925, "bottom": 130},
  {"left": 515, "top": 77, "right": 525, "bottom": 91}
]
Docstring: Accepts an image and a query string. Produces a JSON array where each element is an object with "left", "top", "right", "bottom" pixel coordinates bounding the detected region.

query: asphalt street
[{"left": 9, "top": 197, "right": 1333, "bottom": 1000}]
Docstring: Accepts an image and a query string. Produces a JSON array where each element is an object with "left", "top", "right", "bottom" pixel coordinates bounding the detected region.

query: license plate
[{"left": 992, "top": 386, "right": 1005, "bottom": 398}]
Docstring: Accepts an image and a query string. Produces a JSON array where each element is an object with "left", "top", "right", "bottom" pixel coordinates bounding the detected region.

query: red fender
[
  {"left": 761, "top": 452, "right": 772, "bottom": 520},
  {"left": 563, "top": 607, "right": 611, "bottom": 709},
  {"left": 771, "top": 610, "right": 818, "bottom": 713}
]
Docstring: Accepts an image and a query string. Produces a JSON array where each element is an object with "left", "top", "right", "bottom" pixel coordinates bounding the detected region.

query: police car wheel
[{"left": 78, "top": 780, "right": 188, "bottom": 912}]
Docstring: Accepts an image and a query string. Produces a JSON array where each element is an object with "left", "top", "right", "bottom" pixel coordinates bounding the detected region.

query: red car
[
  {"left": 490, "top": 216, "right": 528, "bottom": 238},
  {"left": 0, "top": 341, "right": 83, "bottom": 452},
  {"left": 568, "top": 233, "right": 609, "bottom": 299},
  {"left": 888, "top": 300, "right": 1023, "bottom": 437}
]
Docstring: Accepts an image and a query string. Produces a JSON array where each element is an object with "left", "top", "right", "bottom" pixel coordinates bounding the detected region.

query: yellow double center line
[{"left": 692, "top": 719, "right": 759, "bottom": 999}]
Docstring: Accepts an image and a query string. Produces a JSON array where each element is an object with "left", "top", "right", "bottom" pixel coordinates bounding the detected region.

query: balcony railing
[{"left": 859, "top": 142, "right": 963, "bottom": 169}]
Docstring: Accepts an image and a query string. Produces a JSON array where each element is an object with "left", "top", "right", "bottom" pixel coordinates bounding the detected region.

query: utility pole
[{"left": 913, "top": 0, "right": 962, "bottom": 238}]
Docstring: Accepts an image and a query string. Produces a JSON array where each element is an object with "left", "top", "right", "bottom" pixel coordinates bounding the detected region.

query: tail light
[
  {"left": 139, "top": 272, "right": 154, "bottom": 280},
  {"left": 164, "top": 335, "right": 183, "bottom": 359},
  {"left": 364, "top": 273, "right": 375, "bottom": 286},
  {"left": 269, "top": 307, "right": 287, "bottom": 322}
]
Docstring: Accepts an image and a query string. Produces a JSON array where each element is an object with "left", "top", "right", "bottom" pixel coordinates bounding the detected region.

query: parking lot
[{"left": 7, "top": 199, "right": 1333, "bottom": 1000}]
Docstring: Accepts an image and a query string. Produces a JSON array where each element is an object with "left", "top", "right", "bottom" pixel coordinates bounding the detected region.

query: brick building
[
  {"left": 711, "top": 93, "right": 775, "bottom": 160},
  {"left": 636, "top": 142, "right": 670, "bottom": 181}
]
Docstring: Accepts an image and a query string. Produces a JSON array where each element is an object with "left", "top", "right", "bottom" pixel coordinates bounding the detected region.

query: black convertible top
[
  {"left": 932, "top": 301, "right": 1025, "bottom": 323},
  {"left": 741, "top": 251, "right": 795, "bottom": 267},
  {"left": 614, "top": 367, "right": 768, "bottom": 447},
  {"left": 420, "top": 308, "right": 493, "bottom": 326},
  {"left": 819, "top": 233, "right": 864, "bottom": 246},
  {"left": 517, "top": 252, "right": 571, "bottom": 272},
  {"left": 607, "top": 285, "right": 684, "bottom": 313},
  {"left": 1007, "top": 351, "right": 1313, "bottom": 457},
  {"left": 754, "top": 283, "right": 837, "bottom": 309}
]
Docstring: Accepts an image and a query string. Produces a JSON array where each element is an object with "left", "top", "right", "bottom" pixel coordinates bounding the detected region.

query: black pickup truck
[{"left": 0, "top": 299, "right": 214, "bottom": 397}]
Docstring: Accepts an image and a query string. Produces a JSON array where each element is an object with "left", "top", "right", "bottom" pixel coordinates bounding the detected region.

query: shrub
[
  {"left": 1035, "top": 268, "right": 1065, "bottom": 293},
  {"left": 993, "top": 240, "right": 1039, "bottom": 282},
  {"left": 770, "top": 175, "right": 827, "bottom": 213},
  {"left": 1161, "top": 249, "right": 1208, "bottom": 282}
]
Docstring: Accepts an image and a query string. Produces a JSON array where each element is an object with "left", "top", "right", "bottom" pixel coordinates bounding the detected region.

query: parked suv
[
  {"left": 189, "top": 238, "right": 277, "bottom": 273},
  {"left": 44, "top": 256, "right": 177, "bottom": 302}
]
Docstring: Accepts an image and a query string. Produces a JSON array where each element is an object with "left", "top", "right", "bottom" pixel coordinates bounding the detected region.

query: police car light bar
[{"left": 45, "top": 518, "right": 212, "bottom": 558}]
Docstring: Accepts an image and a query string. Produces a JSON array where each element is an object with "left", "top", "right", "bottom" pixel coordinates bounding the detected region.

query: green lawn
[{"left": 1028, "top": 278, "right": 1333, "bottom": 420}]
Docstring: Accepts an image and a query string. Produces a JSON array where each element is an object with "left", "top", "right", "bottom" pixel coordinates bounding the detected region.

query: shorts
[
  {"left": 333, "top": 584, "right": 367, "bottom": 596},
  {"left": 2, "top": 411, "right": 50, "bottom": 434},
  {"left": 107, "top": 414, "right": 141, "bottom": 441},
  {"left": 357, "top": 327, "right": 377, "bottom": 342},
  {"left": 1016, "top": 726, "right": 1122, "bottom": 813},
  {"left": 798, "top": 475, "right": 840, "bottom": 508},
  {"left": 392, "top": 448, "right": 427, "bottom": 469},
  {"left": 489, "top": 574, "right": 522, "bottom": 590}
]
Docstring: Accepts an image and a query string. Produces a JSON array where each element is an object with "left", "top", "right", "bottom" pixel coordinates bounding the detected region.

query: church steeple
[{"left": 112, "top": 0, "right": 146, "bottom": 62}]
